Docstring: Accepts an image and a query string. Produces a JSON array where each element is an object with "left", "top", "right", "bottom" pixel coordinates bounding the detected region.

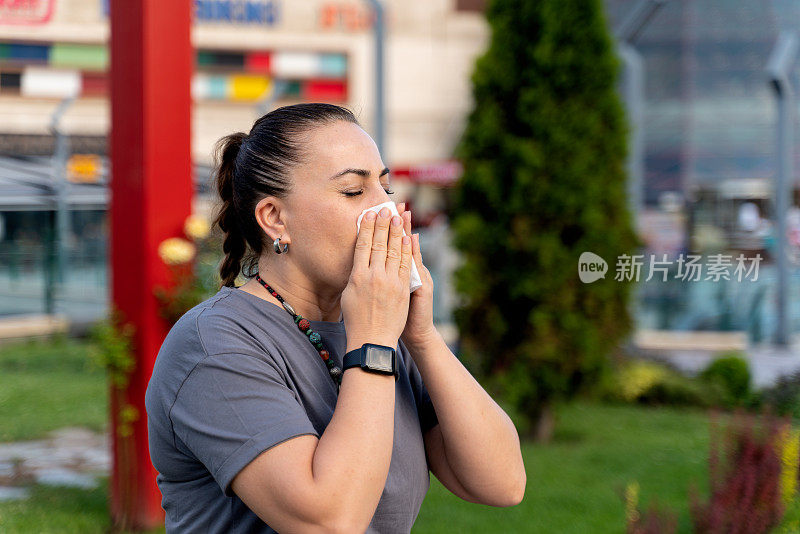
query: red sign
[
  {"left": 303, "top": 79, "right": 347, "bottom": 101},
  {"left": 393, "top": 160, "right": 463, "bottom": 186},
  {"left": 0, "top": 0, "right": 55, "bottom": 25},
  {"left": 319, "top": 3, "right": 374, "bottom": 32}
]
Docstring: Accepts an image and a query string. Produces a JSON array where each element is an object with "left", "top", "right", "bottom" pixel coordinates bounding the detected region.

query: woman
[{"left": 145, "top": 103, "right": 526, "bottom": 533}]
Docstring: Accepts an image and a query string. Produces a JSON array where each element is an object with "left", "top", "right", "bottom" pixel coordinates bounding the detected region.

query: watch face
[{"left": 364, "top": 344, "right": 394, "bottom": 373}]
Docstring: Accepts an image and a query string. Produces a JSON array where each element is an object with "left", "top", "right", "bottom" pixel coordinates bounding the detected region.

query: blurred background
[
  {"left": 3, "top": 0, "right": 800, "bottom": 346},
  {"left": 3, "top": 0, "right": 800, "bottom": 532},
  {"left": 0, "top": 0, "right": 482, "bottom": 329}
]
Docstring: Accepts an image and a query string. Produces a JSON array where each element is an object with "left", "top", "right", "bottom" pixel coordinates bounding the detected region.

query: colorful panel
[
  {"left": 50, "top": 44, "right": 108, "bottom": 70},
  {"left": 210, "top": 51, "right": 245, "bottom": 69},
  {"left": 319, "top": 53, "right": 346, "bottom": 78},
  {"left": 197, "top": 50, "right": 216, "bottom": 67},
  {"left": 229, "top": 74, "right": 270, "bottom": 101},
  {"left": 245, "top": 51, "right": 271, "bottom": 73},
  {"left": 192, "top": 73, "right": 210, "bottom": 100},
  {"left": 281, "top": 79, "right": 302, "bottom": 97},
  {"left": 272, "top": 51, "right": 319, "bottom": 79},
  {"left": 0, "top": 41, "right": 351, "bottom": 103},
  {"left": 196, "top": 50, "right": 245, "bottom": 69},
  {"left": 21, "top": 67, "right": 81, "bottom": 97},
  {"left": 7, "top": 43, "right": 49, "bottom": 62},
  {"left": 81, "top": 72, "right": 108, "bottom": 96},
  {"left": 208, "top": 75, "right": 228, "bottom": 99},
  {"left": 0, "top": 71, "right": 21, "bottom": 92},
  {"left": 303, "top": 79, "right": 347, "bottom": 101}
]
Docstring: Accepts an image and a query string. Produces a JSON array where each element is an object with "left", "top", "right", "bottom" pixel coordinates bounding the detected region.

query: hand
[
  {"left": 341, "top": 207, "right": 414, "bottom": 350},
  {"left": 397, "top": 203, "right": 437, "bottom": 351}
]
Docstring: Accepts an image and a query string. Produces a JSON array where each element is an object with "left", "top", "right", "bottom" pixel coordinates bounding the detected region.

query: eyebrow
[{"left": 329, "top": 167, "right": 390, "bottom": 180}]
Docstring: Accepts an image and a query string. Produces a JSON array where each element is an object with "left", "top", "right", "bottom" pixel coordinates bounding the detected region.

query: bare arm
[
  {"left": 231, "top": 344, "right": 396, "bottom": 533},
  {"left": 411, "top": 329, "right": 526, "bottom": 507}
]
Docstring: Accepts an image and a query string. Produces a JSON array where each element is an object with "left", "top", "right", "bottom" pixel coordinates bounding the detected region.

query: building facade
[
  {"left": 0, "top": 0, "right": 488, "bottom": 166},
  {"left": 0, "top": 0, "right": 488, "bottom": 321},
  {"left": 604, "top": 0, "right": 800, "bottom": 338}
]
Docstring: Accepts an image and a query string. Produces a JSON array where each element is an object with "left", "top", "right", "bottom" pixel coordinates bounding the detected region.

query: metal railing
[{"left": 0, "top": 243, "right": 107, "bottom": 319}]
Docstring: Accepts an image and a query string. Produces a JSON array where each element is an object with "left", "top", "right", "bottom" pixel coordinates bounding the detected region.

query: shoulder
[
  {"left": 193, "top": 287, "right": 288, "bottom": 360},
  {"left": 146, "top": 287, "right": 284, "bottom": 417},
  {"left": 156, "top": 287, "right": 241, "bottom": 365}
]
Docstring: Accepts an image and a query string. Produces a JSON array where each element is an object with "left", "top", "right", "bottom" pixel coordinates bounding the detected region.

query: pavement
[
  {"left": 0, "top": 427, "right": 109, "bottom": 502},
  {"left": 0, "top": 313, "right": 70, "bottom": 347}
]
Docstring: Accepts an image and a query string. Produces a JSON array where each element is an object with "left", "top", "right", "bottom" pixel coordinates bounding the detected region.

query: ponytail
[{"left": 213, "top": 132, "right": 248, "bottom": 288}]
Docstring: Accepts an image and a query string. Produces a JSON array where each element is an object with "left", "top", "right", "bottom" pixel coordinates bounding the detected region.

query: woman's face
[{"left": 257, "top": 120, "right": 397, "bottom": 292}]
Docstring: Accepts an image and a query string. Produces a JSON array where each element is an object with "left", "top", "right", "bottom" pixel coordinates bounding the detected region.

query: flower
[
  {"left": 158, "top": 237, "right": 196, "bottom": 265},
  {"left": 184, "top": 214, "right": 211, "bottom": 240}
]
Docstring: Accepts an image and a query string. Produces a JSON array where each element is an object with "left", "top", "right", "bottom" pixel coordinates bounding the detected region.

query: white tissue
[{"left": 356, "top": 200, "right": 423, "bottom": 293}]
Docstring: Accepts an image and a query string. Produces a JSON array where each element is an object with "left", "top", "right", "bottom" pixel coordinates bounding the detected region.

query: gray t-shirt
[{"left": 145, "top": 285, "right": 439, "bottom": 533}]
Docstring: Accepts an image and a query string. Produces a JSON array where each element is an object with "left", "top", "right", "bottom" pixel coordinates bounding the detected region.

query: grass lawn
[
  {"left": 0, "top": 336, "right": 784, "bottom": 533},
  {"left": 0, "top": 478, "right": 154, "bottom": 534},
  {"left": 0, "top": 334, "right": 107, "bottom": 441},
  {"left": 414, "top": 401, "right": 712, "bottom": 533}
]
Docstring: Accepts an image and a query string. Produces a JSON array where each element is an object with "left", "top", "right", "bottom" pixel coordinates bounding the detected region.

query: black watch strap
[{"left": 343, "top": 343, "right": 399, "bottom": 381}]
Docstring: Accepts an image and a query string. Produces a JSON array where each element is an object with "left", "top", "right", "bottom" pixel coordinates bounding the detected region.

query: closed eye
[{"left": 343, "top": 188, "right": 395, "bottom": 197}]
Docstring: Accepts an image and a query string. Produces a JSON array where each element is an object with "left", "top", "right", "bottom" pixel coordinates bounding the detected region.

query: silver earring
[{"left": 273, "top": 235, "right": 289, "bottom": 254}]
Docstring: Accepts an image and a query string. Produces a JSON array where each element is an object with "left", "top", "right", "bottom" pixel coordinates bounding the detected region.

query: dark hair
[{"left": 212, "top": 103, "right": 361, "bottom": 288}]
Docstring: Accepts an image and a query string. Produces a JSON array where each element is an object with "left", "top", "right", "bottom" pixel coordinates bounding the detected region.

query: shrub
[
  {"left": 617, "top": 360, "right": 670, "bottom": 402},
  {"left": 638, "top": 372, "right": 726, "bottom": 409},
  {"left": 698, "top": 351, "right": 751, "bottom": 406},
  {"left": 592, "top": 358, "right": 727, "bottom": 409},
  {"left": 689, "top": 407, "right": 791, "bottom": 534},
  {"left": 756, "top": 369, "right": 800, "bottom": 419}
]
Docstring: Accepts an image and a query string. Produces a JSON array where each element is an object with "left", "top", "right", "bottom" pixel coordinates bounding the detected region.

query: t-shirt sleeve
[
  {"left": 169, "top": 351, "right": 319, "bottom": 498},
  {"left": 403, "top": 342, "right": 439, "bottom": 435}
]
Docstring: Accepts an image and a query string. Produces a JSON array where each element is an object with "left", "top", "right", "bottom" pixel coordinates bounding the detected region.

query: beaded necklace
[{"left": 254, "top": 273, "right": 343, "bottom": 391}]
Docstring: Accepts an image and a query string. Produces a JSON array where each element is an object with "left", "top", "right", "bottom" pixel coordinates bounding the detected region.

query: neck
[{"left": 239, "top": 258, "right": 343, "bottom": 323}]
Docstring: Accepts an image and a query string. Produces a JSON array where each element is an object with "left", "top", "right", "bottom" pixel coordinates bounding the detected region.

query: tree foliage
[{"left": 450, "top": 0, "right": 642, "bottom": 431}]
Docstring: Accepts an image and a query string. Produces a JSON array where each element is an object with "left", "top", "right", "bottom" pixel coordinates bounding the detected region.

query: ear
[{"left": 254, "top": 196, "right": 290, "bottom": 244}]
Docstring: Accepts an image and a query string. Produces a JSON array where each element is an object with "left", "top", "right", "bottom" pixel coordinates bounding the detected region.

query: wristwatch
[{"left": 343, "top": 343, "right": 399, "bottom": 381}]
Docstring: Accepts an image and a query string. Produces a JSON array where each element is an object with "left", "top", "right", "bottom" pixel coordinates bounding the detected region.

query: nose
[{"left": 366, "top": 182, "right": 393, "bottom": 206}]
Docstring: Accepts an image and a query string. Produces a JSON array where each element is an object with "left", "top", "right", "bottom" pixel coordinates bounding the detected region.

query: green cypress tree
[{"left": 450, "top": 0, "right": 642, "bottom": 440}]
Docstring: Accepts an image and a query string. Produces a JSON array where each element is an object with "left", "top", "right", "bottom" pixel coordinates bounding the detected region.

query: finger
[
  {"left": 385, "top": 214, "right": 404, "bottom": 274},
  {"left": 399, "top": 234, "right": 412, "bottom": 281},
  {"left": 370, "top": 206, "right": 392, "bottom": 269},
  {"left": 402, "top": 209, "right": 411, "bottom": 241},
  {"left": 398, "top": 202, "right": 406, "bottom": 215},
  {"left": 354, "top": 210, "right": 377, "bottom": 269},
  {"left": 412, "top": 233, "right": 423, "bottom": 269}
]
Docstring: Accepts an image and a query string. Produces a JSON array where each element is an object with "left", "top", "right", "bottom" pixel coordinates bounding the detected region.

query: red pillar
[{"left": 108, "top": 0, "right": 193, "bottom": 528}]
